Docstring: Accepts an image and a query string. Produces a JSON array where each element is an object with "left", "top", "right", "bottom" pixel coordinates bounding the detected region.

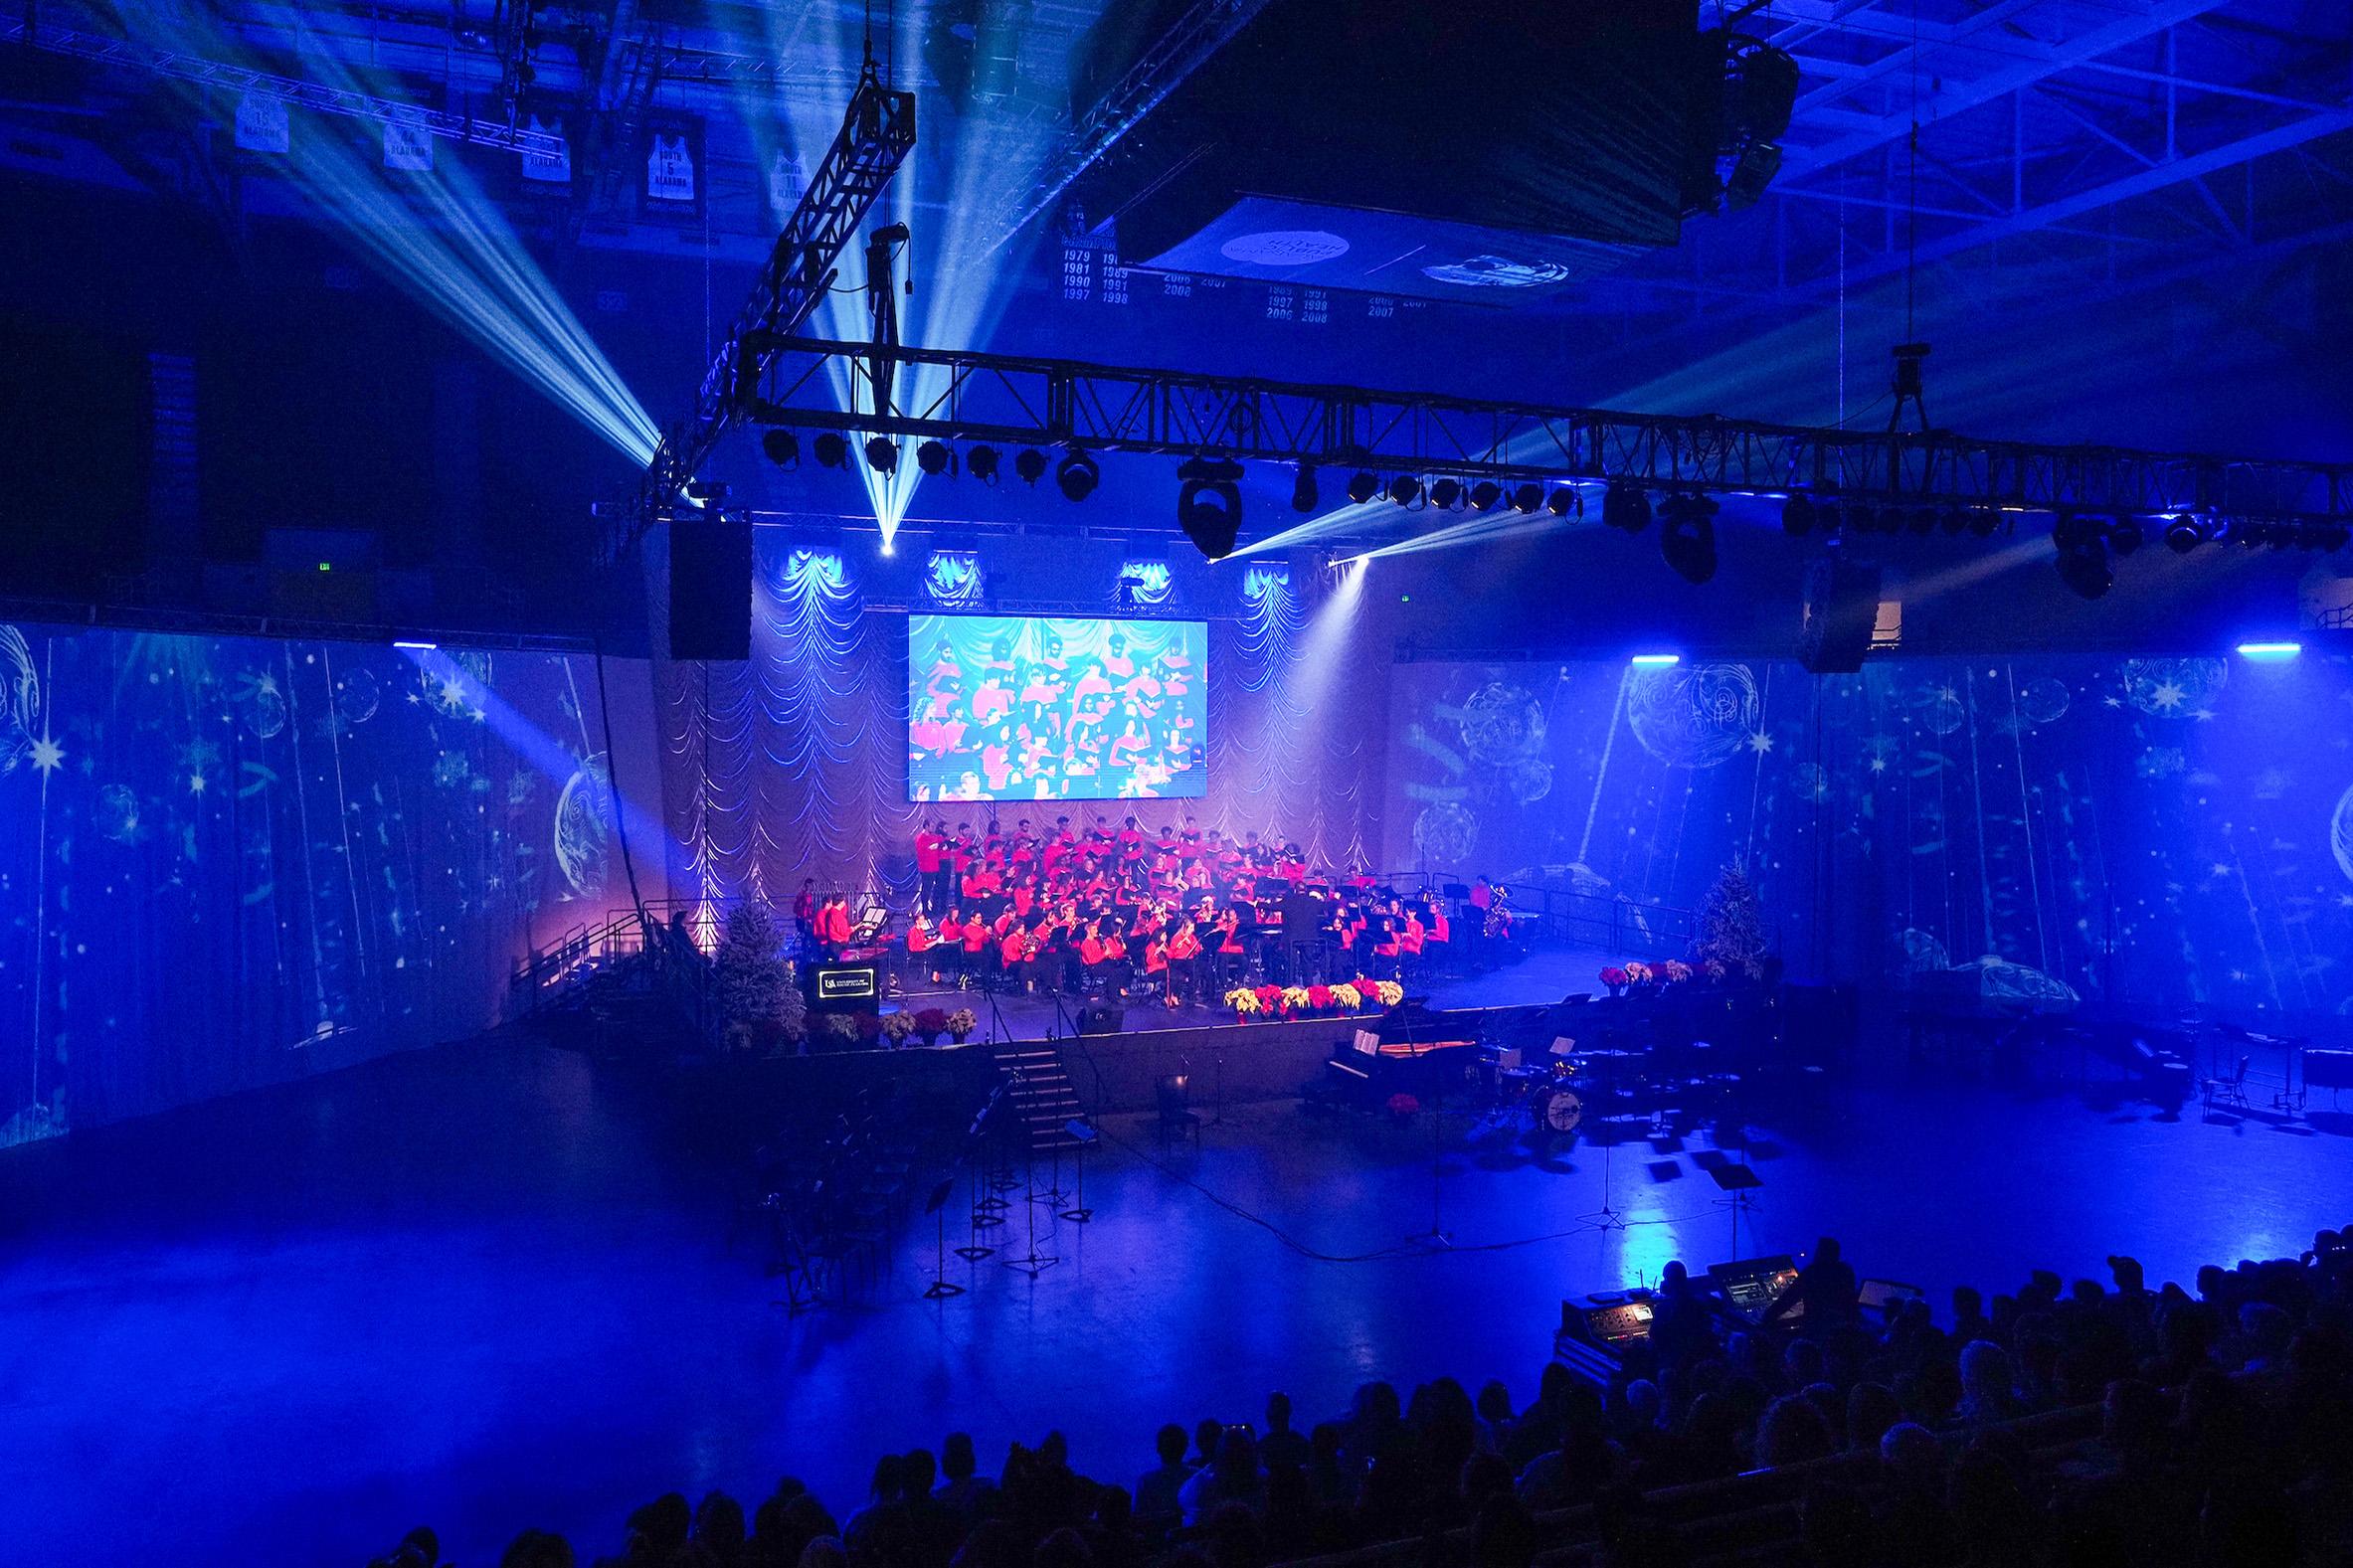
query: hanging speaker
[
  {"left": 668, "top": 517, "right": 753, "bottom": 660},
  {"left": 1797, "top": 552, "right": 1880, "bottom": 674}
]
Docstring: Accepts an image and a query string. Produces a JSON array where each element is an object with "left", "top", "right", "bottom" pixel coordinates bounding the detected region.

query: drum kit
[{"left": 1465, "top": 1046, "right": 1585, "bottom": 1146}]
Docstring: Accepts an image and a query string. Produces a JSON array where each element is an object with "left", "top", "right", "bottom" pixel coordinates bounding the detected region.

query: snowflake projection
[
  {"left": 95, "top": 783, "right": 141, "bottom": 843},
  {"left": 1950, "top": 956, "right": 2081, "bottom": 1010},
  {"left": 1455, "top": 681, "right": 1546, "bottom": 767},
  {"left": 1411, "top": 800, "right": 1480, "bottom": 866},
  {"left": 1914, "top": 685, "right": 1967, "bottom": 736},
  {"left": 0, "top": 624, "right": 41, "bottom": 776},
  {"left": 2016, "top": 677, "right": 2071, "bottom": 727},
  {"left": 334, "top": 667, "right": 381, "bottom": 726},
  {"left": 234, "top": 669, "right": 288, "bottom": 739},
  {"left": 1625, "top": 662, "right": 1760, "bottom": 770},
  {"left": 554, "top": 754, "right": 613, "bottom": 898},
  {"left": 432, "top": 751, "right": 474, "bottom": 789},
  {"left": 2137, "top": 748, "right": 2188, "bottom": 781},
  {"left": 1791, "top": 762, "right": 1830, "bottom": 802},
  {"left": 2333, "top": 784, "right": 2353, "bottom": 886},
  {"left": 2120, "top": 657, "right": 2227, "bottom": 718}
]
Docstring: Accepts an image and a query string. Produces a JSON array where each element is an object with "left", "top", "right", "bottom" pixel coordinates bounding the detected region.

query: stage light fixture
[
  {"left": 1512, "top": 483, "right": 1543, "bottom": 513},
  {"left": 1428, "top": 478, "right": 1463, "bottom": 510},
  {"left": 1659, "top": 493, "right": 1720, "bottom": 585},
  {"left": 2107, "top": 518, "right": 2144, "bottom": 557},
  {"left": 1291, "top": 465, "right": 1319, "bottom": 513},
  {"left": 1844, "top": 501, "right": 1877, "bottom": 534},
  {"left": 813, "top": 432, "right": 849, "bottom": 469},
  {"left": 761, "top": 430, "right": 800, "bottom": 468},
  {"left": 1781, "top": 492, "right": 1815, "bottom": 537},
  {"left": 1387, "top": 474, "right": 1421, "bottom": 506},
  {"left": 1469, "top": 480, "right": 1503, "bottom": 511},
  {"left": 1014, "top": 447, "right": 1048, "bottom": 485},
  {"left": 1938, "top": 506, "right": 1966, "bottom": 535},
  {"left": 1905, "top": 505, "right": 1936, "bottom": 536},
  {"left": 863, "top": 436, "right": 899, "bottom": 474},
  {"left": 2312, "top": 521, "right": 2350, "bottom": 552},
  {"left": 683, "top": 479, "right": 728, "bottom": 502},
  {"left": 916, "top": 438, "right": 955, "bottom": 477},
  {"left": 1968, "top": 507, "right": 2000, "bottom": 538},
  {"left": 2236, "top": 640, "right": 2301, "bottom": 660},
  {"left": 2163, "top": 515, "right": 2205, "bottom": 553},
  {"left": 1630, "top": 652, "right": 1681, "bottom": 666},
  {"left": 968, "top": 444, "right": 1001, "bottom": 483},
  {"left": 1603, "top": 482, "right": 1651, "bottom": 533},
  {"left": 2056, "top": 537, "right": 2111, "bottom": 600},
  {"left": 1055, "top": 451, "right": 1099, "bottom": 501},
  {"left": 1176, "top": 455, "right": 1245, "bottom": 561},
  {"left": 1347, "top": 470, "right": 1379, "bottom": 505},
  {"left": 1546, "top": 487, "right": 1578, "bottom": 518}
]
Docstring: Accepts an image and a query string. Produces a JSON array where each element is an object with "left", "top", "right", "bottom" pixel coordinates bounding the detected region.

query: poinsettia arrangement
[
  {"left": 881, "top": 1011, "right": 915, "bottom": 1044},
  {"left": 1282, "top": 985, "right": 1314, "bottom": 1013},
  {"left": 1227, "top": 986, "right": 1263, "bottom": 1015},
  {"left": 945, "top": 1007, "right": 978, "bottom": 1038},
  {"left": 1623, "top": 960, "right": 1655, "bottom": 985},
  {"left": 1599, "top": 965, "right": 1630, "bottom": 988},
  {"left": 1307, "top": 983, "right": 1334, "bottom": 1010},
  {"left": 1386, "top": 1093, "right": 1419, "bottom": 1118},
  {"left": 1661, "top": 958, "right": 1694, "bottom": 983}
]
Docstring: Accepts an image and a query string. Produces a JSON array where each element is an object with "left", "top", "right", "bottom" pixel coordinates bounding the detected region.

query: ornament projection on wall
[
  {"left": 1386, "top": 653, "right": 2353, "bottom": 1016},
  {"left": 0, "top": 623, "right": 651, "bottom": 1144}
]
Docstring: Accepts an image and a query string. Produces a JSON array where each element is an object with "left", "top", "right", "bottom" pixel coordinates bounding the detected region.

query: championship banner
[
  {"left": 382, "top": 121, "right": 434, "bottom": 172},
  {"left": 519, "top": 109, "right": 572, "bottom": 188},
  {"left": 234, "top": 92, "right": 289, "bottom": 154}
]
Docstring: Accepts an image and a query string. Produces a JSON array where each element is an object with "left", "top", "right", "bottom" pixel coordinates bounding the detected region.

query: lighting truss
[
  {"left": 621, "top": 69, "right": 915, "bottom": 556},
  {"left": 738, "top": 337, "right": 2352, "bottom": 526},
  {"left": 0, "top": 15, "right": 567, "bottom": 158}
]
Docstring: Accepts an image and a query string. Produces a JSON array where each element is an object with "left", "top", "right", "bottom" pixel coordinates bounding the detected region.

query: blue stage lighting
[
  {"left": 2235, "top": 641, "right": 2301, "bottom": 661},
  {"left": 1630, "top": 652, "right": 1681, "bottom": 666}
]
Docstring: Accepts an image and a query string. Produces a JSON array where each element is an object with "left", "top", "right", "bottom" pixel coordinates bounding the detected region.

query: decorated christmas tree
[
  {"left": 1695, "top": 862, "right": 1767, "bottom": 977},
  {"left": 714, "top": 901, "right": 796, "bottom": 1047}
]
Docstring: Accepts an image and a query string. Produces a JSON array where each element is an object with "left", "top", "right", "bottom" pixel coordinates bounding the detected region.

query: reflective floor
[{"left": 4, "top": 962, "right": 2350, "bottom": 1567}]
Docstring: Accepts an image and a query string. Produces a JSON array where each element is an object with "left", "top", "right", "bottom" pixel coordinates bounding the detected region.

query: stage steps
[{"left": 993, "top": 1042, "right": 1090, "bottom": 1152}]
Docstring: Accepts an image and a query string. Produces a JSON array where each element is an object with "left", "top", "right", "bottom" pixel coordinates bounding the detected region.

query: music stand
[
  {"left": 922, "top": 1178, "right": 965, "bottom": 1299},
  {"left": 1708, "top": 1161, "right": 1763, "bottom": 1258},
  {"left": 1059, "top": 1120, "right": 1097, "bottom": 1223}
]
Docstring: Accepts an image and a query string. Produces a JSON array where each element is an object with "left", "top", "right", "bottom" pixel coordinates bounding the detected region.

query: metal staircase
[
  {"left": 511, "top": 898, "right": 723, "bottom": 1046},
  {"left": 993, "top": 1041, "right": 1089, "bottom": 1153}
]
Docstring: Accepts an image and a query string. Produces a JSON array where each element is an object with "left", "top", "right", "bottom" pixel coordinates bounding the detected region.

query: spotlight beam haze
[{"left": 93, "top": 5, "right": 660, "bottom": 468}]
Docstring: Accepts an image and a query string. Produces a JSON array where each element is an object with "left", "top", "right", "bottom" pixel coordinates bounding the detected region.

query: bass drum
[{"left": 1539, "top": 1087, "right": 1583, "bottom": 1135}]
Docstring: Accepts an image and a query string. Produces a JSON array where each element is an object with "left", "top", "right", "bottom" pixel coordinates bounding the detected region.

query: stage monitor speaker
[
  {"left": 1076, "top": 1001, "right": 1125, "bottom": 1036},
  {"left": 1798, "top": 552, "right": 1882, "bottom": 674},
  {"left": 668, "top": 518, "right": 753, "bottom": 660}
]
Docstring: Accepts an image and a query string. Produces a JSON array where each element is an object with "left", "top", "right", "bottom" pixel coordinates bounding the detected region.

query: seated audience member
[{"left": 1132, "top": 1423, "right": 1194, "bottom": 1536}]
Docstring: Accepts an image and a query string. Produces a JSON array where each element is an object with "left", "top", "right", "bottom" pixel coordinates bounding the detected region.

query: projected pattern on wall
[
  {"left": 1385, "top": 654, "right": 2353, "bottom": 1015},
  {"left": 906, "top": 613, "right": 1208, "bottom": 801},
  {"left": 0, "top": 623, "right": 633, "bottom": 1144}
]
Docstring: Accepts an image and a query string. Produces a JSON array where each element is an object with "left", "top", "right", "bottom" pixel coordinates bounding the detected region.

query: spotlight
[
  {"left": 2310, "top": 520, "right": 2350, "bottom": 552},
  {"left": 2236, "top": 640, "right": 2301, "bottom": 660},
  {"left": 1428, "top": 478, "right": 1463, "bottom": 510},
  {"left": 1545, "top": 487, "right": 1578, "bottom": 518},
  {"left": 1512, "top": 482, "right": 1544, "bottom": 513},
  {"left": 761, "top": 430, "right": 800, "bottom": 468},
  {"left": 1967, "top": 507, "right": 2000, "bottom": 538},
  {"left": 1014, "top": 447, "right": 1048, "bottom": 485},
  {"left": 1291, "top": 465, "right": 1319, "bottom": 513},
  {"left": 1055, "top": 451, "right": 1099, "bottom": 501},
  {"left": 1469, "top": 480, "right": 1503, "bottom": 511},
  {"left": 2163, "top": 515, "right": 2205, "bottom": 554},
  {"left": 1176, "top": 455, "right": 1244, "bottom": 561},
  {"left": 1603, "top": 482, "right": 1652, "bottom": 533},
  {"left": 1659, "top": 493, "right": 1720, "bottom": 585},
  {"left": 1781, "top": 492, "right": 1815, "bottom": 537},
  {"left": 916, "top": 439, "right": 955, "bottom": 477},
  {"left": 2106, "top": 518, "right": 2144, "bottom": 557},
  {"left": 813, "top": 432, "right": 849, "bottom": 469},
  {"left": 1387, "top": 474, "right": 1421, "bottom": 506},
  {"left": 1347, "top": 470, "right": 1379, "bottom": 505},
  {"left": 863, "top": 436, "right": 898, "bottom": 474},
  {"left": 1905, "top": 505, "right": 1936, "bottom": 536},
  {"left": 968, "top": 444, "right": 1001, "bottom": 483},
  {"left": 1937, "top": 506, "right": 1966, "bottom": 536},
  {"left": 683, "top": 479, "right": 728, "bottom": 502},
  {"left": 1845, "top": 501, "right": 1877, "bottom": 534},
  {"left": 2056, "top": 539, "right": 2111, "bottom": 601}
]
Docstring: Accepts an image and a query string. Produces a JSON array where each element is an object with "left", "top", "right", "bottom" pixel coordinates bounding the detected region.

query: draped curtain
[{"left": 651, "top": 538, "right": 1382, "bottom": 911}]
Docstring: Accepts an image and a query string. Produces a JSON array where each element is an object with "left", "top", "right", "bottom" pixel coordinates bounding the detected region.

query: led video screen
[{"left": 907, "top": 614, "right": 1207, "bottom": 801}]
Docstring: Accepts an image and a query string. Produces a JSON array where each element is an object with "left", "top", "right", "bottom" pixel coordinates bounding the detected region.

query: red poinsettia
[
  {"left": 1308, "top": 983, "right": 1333, "bottom": 1010},
  {"left": 1254, "top": 983, "right": 1284, "bottom": 1012},
  {"left": 1599, "top": 966, "right": 1629, "bottom": 987}
]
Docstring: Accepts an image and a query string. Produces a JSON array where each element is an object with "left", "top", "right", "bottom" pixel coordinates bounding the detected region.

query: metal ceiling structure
[{"left": 1586, "top": 0, "right": 2353, "bottom": 338}]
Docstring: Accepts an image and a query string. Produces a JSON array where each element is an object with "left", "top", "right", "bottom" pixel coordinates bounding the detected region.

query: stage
[{"left": 4, "top": 975, "right": 2350, "bottom": 1567}]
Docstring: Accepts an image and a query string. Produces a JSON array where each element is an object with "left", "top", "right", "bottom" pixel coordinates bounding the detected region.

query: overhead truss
[{"left": 738, "top": 337, "right": 2350, "bottom": 524}]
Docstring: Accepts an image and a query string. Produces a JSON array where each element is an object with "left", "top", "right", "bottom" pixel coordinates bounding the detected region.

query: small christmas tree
[
  {"left": 714, "top": 902, "right": 792, "bottom": 1046},
  {"left": 1695, "top": 862, "right": 1767, "bottom": 977}
]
